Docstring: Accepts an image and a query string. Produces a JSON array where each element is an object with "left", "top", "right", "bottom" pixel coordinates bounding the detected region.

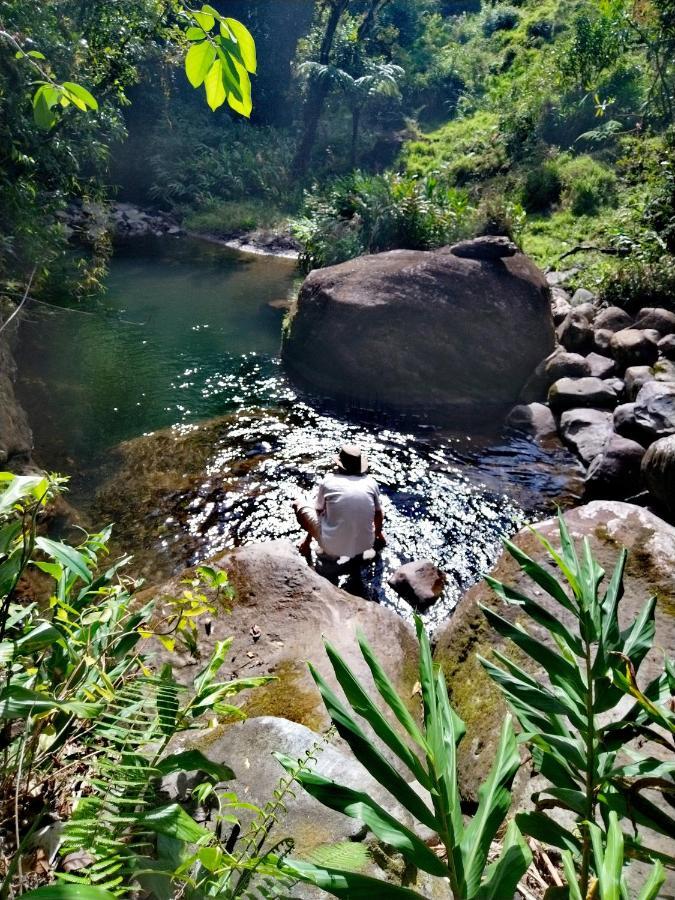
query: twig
[
  {"left": 530, "top": 838, "right": 563, "bottom": 887},
  {"left": 558, "top": 244, "right": 620, "bottom": 262},
  {"left": 517, "top": 880, "right": 540, "bottom": 900},
  {"left": 0, "top": 268, "right": 36, "bottom": 336}
]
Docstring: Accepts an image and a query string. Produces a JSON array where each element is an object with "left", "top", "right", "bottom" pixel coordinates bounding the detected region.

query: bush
[
  {"left": 521, "top": 159, "right": 562, "bottom": 211},
  {"left": 558, "top": 154, "right": 617, "bottom": 216},
  {"left": 475, "top": 192, "right": 526, "bottom": 243},
  {"left": 600, "top": 256, "right": 675, "bottom": 314},
  {"left": 184, "top": 200, "right": 289, "bottom": 236},
  {"left": 482, "top": 6, "right": 520, "bottom": 36}
]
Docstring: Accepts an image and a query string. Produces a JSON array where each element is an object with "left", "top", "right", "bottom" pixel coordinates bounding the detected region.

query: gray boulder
[
  {"left": 450, "top": 235, "right": 517, "bottom": 259},
  {"left": 548, "top": 376, "right": 619, "bottom": 413},
  {"left": 544, "top": 351, "right": 591, "bottom": 383},
  {"left": 506, "top": 402, "right": 557, "bottom": 440},
  {"left": 658, "top": 334, "right": 675, "bottom": 361},
  {"left": 594, "top": 306, "right": 633, "bottom": 333},
  {"left": 625, "top": 365, "right": 654, "bottom": 401},
  {"left": 585, "top": 434, "right": 645, "bottom": 498},
  {"left": 610, "top": 329, "right": 660, "bottom": 369},
  {"left": 634, "top": 307, "right": 675, "bottom": 336},
  {"left": 642, "top": 435, "right": 675, "bottom": 517},
  {"left": 388, "top": 560, "right": 446, "bottom": 609},
  {"left": 634, "top": 381, "right": 675, "bottom": 439},
  {"left": 558, "top": 408, "right": 614, "bottom": 465},
  {"left": 614, "top": 402, "right": 651, "bottom": 446},
  {"left": 593, "top": 328, "right": 614, "bottom": 355},
  {"left": 585, "top": 351, "right": 616, "bottom": 379},
  {"left": 571, "top": 287, "right": 595, "bottom": 307},
  {"left": 282, "top": 244, "right": 554, "bottom": 414},
  {"left": 551, "top": 288, "right": 572, "bottom": 325},
  {"left": 557, "top": 309, "right": 594, "bottom": 354},
  {"left": 655, "top": 359, "right": 675, "bottom": 383}
]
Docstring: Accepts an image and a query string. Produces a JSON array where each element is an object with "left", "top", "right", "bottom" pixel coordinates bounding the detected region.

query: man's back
[{"left": 316, "top": 472, "right": 381, "bottom": 559}]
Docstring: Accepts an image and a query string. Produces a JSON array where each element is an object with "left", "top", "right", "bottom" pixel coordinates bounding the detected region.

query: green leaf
[
  {"left": 516, "top": 811, "right": 581, "bottom": 855},
  {"left": 275, "top": 756, "right": 447, "bottom": 877},
  {"left": 34, "top": 536, "right": 92, "bottom": 584},
  {"left": 459, "top": 715, "right": 520, "bottom": 897},
  {"left": 0, "top": 685, "right": 102, "bottom": 719},
  {"left": 476, "top": 819, "right": 532, "bottom": 900},
  {"left": 620, "top": 596, "right": 656, "bottom": 671},
  {"left": 137, "top": 803, "right": 211, "bottom": 842},
  {"left": 185, "top": 40, "right": 216, "bottom": 88},
  {"left": 278, "top": 858, "right": 425, "bottom": 898},
  {"left": 156, "top": 750, "right": 235, "bottom": 782},
  {"left": 22, "top": 887, "right": 118, "bottom": 900},
  {"left": 204, "top": 57, "right": 226, "bottom": 110},
  {"left": 185, "top": 26, "right": 206, "bottom": 41},
  {"left": 193, "top": 637, "right": 232, "bottom": 695},
  {"left": 15, "top": 621, "right": 61, "bottom": 652},
  {"left": 62, "top": 82, "right": 98, "bottom": 111},
  {"left": 193, "top": 10, "right": 215, "bottom": 31},
  {"left": 0, "top": 473, "right": 49, "bottom": 512},
  {"left": 636, "top": 861, "right": 666, "bottom": 900},
  {"left": 502, "top": 538, "right": 577, "bottom": 614},
  {"left": 223, "top": 17, "right": 257, "bottom": 73},
  {"left": 33, "top": 84, "right": 60, "bottom": 130},
  {"left": 324, "top": 639, "right": 430, "bottom": 788},
  {"left": 429, "top": 666, "right": 465, "bottom": 853},
  {"left": 560, "top": 850, "right": 583, "bottom": 900}
]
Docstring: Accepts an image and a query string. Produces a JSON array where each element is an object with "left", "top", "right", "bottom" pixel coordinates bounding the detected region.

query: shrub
[
  {"left": 521, "top": 159, "right": 562, "bottom": 212},
  {"left": 482, "top": 6, "right": 520, "bottom": 37},
  {"left": 474, "top": 192, "right": 526, "bottom": 243},
  {"left": 558, "top": 154, "right": 617, "bottom": 216},
  {"left": 526, "top": 19, "right": 554, "bottom": 42},
  {"left": 600, "top": 256, "right": 675, "bottom": 314}
]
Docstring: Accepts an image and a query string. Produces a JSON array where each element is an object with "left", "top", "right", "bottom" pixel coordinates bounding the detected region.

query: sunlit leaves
[
  {"left": 32, "top": 80, "right": 98, "bottom": 131},
  {"left": 182, "top": 4, "right": 256, "bottom": 117}
]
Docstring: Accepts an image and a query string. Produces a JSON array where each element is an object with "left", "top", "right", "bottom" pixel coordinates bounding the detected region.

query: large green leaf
[
  {"left": 204, "top": 57, "right": 226, "bottom": 110},
  {"left": 619, "top": 596, "right": 656, "bottom": 672},
  {"left": 636, "top": 860, "right": 667, "bottom": 900},
  {"left": 309, "top": 662, "right": 437, "bottom": 830},
  {"left": 459, "top": 715, "right": 520, "bottom": 897},
  {"left": 0, "top": 685, "right": 102, "bottom": 719},
  {"left": 137, "top": 803, "right": 211, "bottom": 842},
  {"left": 0, "top": 473, "right": 49, "bottom": 513},
  {"left": 62, "top": 81, "right": 98, "bottom": 110},
  {"left": 279, "top": 858, "right": 426, "bottom": 898},
  {"left": 516, "top": 811, "right": 581, "bottom": 854},
  {"left": 324, "top": 639, "right": 430, "bottom": 788},
  {"left": 223, "top": 17, "right": 257, "bottom": 72},
  {"left": 430, "top": 667, "right": 465, "bottom": 857},
  {"left": 156, "top": 749, "right": 234, "bottom": 782},
  {"left": 185, "top": 40, "right": 216, "bottom": 88},
  {"left": 274, "top": 756, "right": 448, "bottom": 878},
  {"left": 502, "top": 538, "right": 577, "bottom": 614},
  {"left": 34, "top": 536, "right": 92, "bottom": 583},
  {"left": 475, "top": 819, "right": 531, "bottom": 900},
  {"left": 23, "top": 887, "right": 118, "bottom": 900}
]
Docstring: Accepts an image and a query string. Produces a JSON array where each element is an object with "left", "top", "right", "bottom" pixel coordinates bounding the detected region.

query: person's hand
[{"left": 374, "top": 532, "right": 387, "bottom": 552}]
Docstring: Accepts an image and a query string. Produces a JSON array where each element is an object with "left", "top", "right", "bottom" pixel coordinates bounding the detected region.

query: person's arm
[{"left": 374, "top": 508, "right": 384, "bottom": 539}]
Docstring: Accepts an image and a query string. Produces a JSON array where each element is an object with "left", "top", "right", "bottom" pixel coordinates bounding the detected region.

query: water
[{"left": 16, "top": 236, "right": 583, "bottom": 627}]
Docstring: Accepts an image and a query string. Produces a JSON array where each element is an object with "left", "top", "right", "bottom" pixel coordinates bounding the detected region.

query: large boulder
[
  {"left": 624, "top": 365, "right": 654, "bottom": 401},
  {"left": 584, "top": 433, "right": 645, "bottom": 498},
  {"left": 543, "top": 350, "right": 591, "bottom": 383},
  {"left": 282, "top": 241, "right": 554, "bottom": 416},
  {"left": 610, "top": 329, "right": 660, "bottom": 369},
  {"left": 641, "top": 435, "right": 675, "bottom": 517},
  {"left": 557, "top": 309, "right": 594, "bottom": 354},
  {"left": 505, "top": 402, "right": 557, "bottom": 440},
  {"left": 633, "top": 380, "right": 675, "bottom": 440},
  {"left": 433, "top": 502, "right": 675, "bottom": 807},
  {"left": 558, "top": 408, "right": 614, "bottom": 465},
  {"left": 585, "top": 351, "right": 616, "bottom": 379},
  {"left": 145, "top": 540, "right": 419, "bottom": 733},
  {"left": 659, "top": 334, "right": 675, "bottom": 361},
  {"left": 613, "top": 402, "right": 652, "bottom": 446},
  {"left": 634, "top": 307, "right": 675, "bottom": 335},
  {"left": 594, "top": 306, "right": 632, "bottom": 333},
  {"left": 548, "top": 376, "right": 619, "bottom": 412}
]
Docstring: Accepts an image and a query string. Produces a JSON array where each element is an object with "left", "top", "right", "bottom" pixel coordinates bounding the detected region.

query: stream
[{"left": 16, "top": 236, "right": 584, "bottom": 627}]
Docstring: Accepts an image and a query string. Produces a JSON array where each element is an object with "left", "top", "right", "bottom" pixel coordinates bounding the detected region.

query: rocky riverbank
[{"left": 0, "top": 320, "right": 33, "bottom": 470}]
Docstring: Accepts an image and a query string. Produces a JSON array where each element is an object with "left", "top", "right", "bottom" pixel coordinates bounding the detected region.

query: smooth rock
[
  {"left": 551, "top": 292, "right": 572, "bottom": 326},
  {"left": 610, "top": 328, "right": 660, "bottom": 369},
  {"left": 642, "top": 435, "right": 675, "bottom": 517},
  {"left": 546, "top": 268, "right": 579, "bottom": 286},
  {"left": 584, "top": 434, "right": 645, "bottom": 499},
  {"left": 613, "top": 403, "right": 651, "bottom": 446},
  {"left": 449, "top": 235, "right": 517, "bottom": 259},
  {"left": 574, "top": 301, "right": 596, "bottom": 323},
  {"left": 557, "top": 309, "right": 594, "bottom": 353},
  {"left": 282, "top": 245, "right": 554, "bottom": 414},
  {"left": 433, "top": 502, "right": 675, "bottom": 820},
  {"left": 658, "top": 334, "right": 675, "bottom": 361},
  {"left": 558, "top": 408, "right": 614, "bottom": 465},
  {"left": 625, "top": 365, "right": 654, "bottom": 401},
  {"left": 548, "top": 376, "right": 619, "bottom": 412},
  {"left": 594, "top": 306, "right": 633, "bottom": 333},
  {"left": 388, "top": 560, "right": 446, "bottom": 609},
  {"left": 544, "top": 351, "right": 591, "bottom": 383},
  {"left": 145, "top": 540, "right": 419, "bottom": 732},
  {"left": 593, "top": 328, "right": 614, "bottom": 355},
  {"left": 505, "top": 402, "right": 557, "bottom": 440},
  {"left": 571, "top": 287, "right": 595, "bottom": 307},
  {"left": 634, "top": 381, "right": 675, "bottom": 439},
  {"left": 585, "top": 351, "right": 616, "bottom": 379},
  {"left": 634, "top": 307, "right": 675, "bottom": 336}
]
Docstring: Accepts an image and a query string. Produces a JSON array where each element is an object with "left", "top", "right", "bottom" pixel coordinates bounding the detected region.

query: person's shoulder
[{"left": 364, "top": 474, "right": 380, "bottom": 491}]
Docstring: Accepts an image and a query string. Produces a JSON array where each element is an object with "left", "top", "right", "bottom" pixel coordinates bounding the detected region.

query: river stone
[
  {"left": 610, "top": 328, "right": 660, "bottom": 369},
  {"left": 551, "top": 288, "right": 572, "bottom": 325},
  {"left": 659, "top": 334, "right": 675, "bottom": 361},
  {"left": 633, "top": 381, "right": 675, "bottom": 439},
  {"left": 144, "top": 539, "right": 419, "bottom": 733},
  {"left": 388, "top": 560, "right": 446, "bottom": 609},
  {"left": 625, "top": 365, "right": 654, "bottom": 401},
  {"left": 654, "top": 358, "right": 675, "bottom": 383},
  {"left": 433, "top": 502, "right": 675, "bottom": 814},
  {"left": 449, "top": 235, "right": 517, "bottom": 259},
  {"left": 557, "top": 309, "right": 594, "bottom": 354},
  {"left": 0, "top": 333, "right": 33, "bottom": 467},
  {"left": 570, "top": 287, "right": 595, "bottom": 307},
  {"left": 634, "top": 306, "right": 675, "bottom": 336},
  {"left": 585, "top": 351, "right": 616, "bottom": 379},
  {"left": 593, "top": 328, "right": 614, "bottom": 355},
  {"left": 584, "top": 433, "right": 645, "bottom": 499},
  {"left": 548, "top": 376, "right": 619, "bottom": 412},
  {"left": 544, "top": 350, "right": 590, "bottom": 383},
  {"left": 594, "top": 306, "right": 632, "bottom": 333},
  {"left": 642, "top": 435, "right": 675, "bottom": 517},
  {"left": 558, "top": 408, "right": 614, "bottom": 465},
  {"left": 613, "top": 402, "right": 651, "bottom": 447},
  {"left": 282, "top": 244, "right": 554, "bottom": 415},
  {"left": 505, "top": 402, "right": 557, "bottom": 440}
]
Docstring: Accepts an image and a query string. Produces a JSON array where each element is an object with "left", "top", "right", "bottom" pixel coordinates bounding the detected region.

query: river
[{"left": 15, "top": 236, "right": 583, "bottom": 626}]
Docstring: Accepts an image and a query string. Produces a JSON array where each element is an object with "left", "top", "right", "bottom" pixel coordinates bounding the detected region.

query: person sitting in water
[{"left": 293, "top": 443, "right": 386, "bottom": 562}]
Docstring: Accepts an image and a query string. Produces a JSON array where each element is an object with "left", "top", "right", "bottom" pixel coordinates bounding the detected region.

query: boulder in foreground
[{"left": 282, "top": 238, "right": 554, "bottom": 417}]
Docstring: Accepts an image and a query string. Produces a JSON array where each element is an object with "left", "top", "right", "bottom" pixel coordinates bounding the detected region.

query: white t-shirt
[{"left": 315, "top": 472, "right": 382, "bottom": 559}]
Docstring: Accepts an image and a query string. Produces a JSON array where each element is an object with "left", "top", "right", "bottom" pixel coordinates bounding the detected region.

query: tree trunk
[
  {"left": 291, "top": 0, "right": 349, "bottom": 177},
  {"left": 350, "top": 106, "right": 361, "bottom": 169}
]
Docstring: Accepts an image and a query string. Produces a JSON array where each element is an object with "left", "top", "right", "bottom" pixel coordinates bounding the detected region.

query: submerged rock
[
  {"left": 388, "top": 560, "right": 446, "bottom": 609},
  {"left": 282, "top": 243, "right": 553, "bottom": 416}
]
